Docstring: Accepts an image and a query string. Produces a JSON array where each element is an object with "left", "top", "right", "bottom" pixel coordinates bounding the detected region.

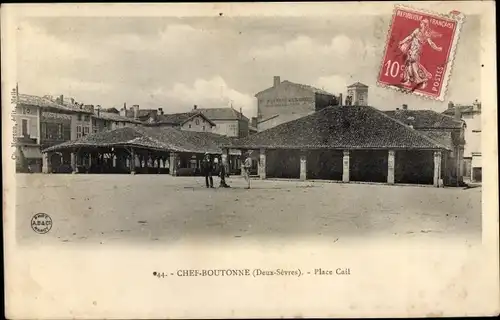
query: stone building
[
  {"left": 255, "top": 76, "right": 339, "bottom": 132},
  {"left": 443, "top": 100, "right": 482, "bottom": 182},
  {"left": 193, "top": 105, "right": 250, "bottom": 138},
  {"left": 384, "top": 104, "right": 466, "bottom": 186},
  {"left": 226, "top": 104, "right": 455, "bottom": 187},
  {"left": 346, "top": 82, "right": 369, "bottom": 106},
  {"left": 14, "top": 92, "right": 94, "bottom": 173},
  {"left": 145, "top": 110, "right": 216, "bottom": 133}
]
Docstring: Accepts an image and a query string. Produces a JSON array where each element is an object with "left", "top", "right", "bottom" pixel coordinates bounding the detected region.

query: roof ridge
[{"left": 368, "top": 106, "right": 451, "bottom": 150}]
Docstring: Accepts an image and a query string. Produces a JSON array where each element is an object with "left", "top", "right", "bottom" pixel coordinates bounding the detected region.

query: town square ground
[{"left": 15, "top": 174, "right": 482, "bottom": 246}]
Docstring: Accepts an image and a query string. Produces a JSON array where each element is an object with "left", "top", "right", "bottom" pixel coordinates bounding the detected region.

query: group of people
[{"left": 201, "top": 152, "right": 252, "bottom": 189}]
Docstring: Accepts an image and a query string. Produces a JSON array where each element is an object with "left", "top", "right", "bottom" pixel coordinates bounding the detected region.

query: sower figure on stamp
[
  {"left": 242, "top": 151, "right": 252, "bottom": 189},
  {"left": 202, "top": 152, "right": 214, "bottom": 188},
  {"left": 399, "top": 19, "right": 442, "bottom": 89}
]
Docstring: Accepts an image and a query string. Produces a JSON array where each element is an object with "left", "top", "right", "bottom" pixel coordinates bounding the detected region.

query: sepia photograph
[{"left": 3, "top": 2, "right": 498, "bottom": 319}]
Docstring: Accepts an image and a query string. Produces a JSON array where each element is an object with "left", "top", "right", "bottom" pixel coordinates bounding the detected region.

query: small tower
[{"left": 346, "top": 82, "right": 369, "bottom": 106}]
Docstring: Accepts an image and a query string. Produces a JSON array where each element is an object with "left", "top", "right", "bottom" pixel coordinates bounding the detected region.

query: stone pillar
[
  {"left": 169, "top": 152, "right": 178, "bottom": 176},
  {"left": 387, "top": 150, "right": 395, "bottom": 184},
  {"left": 433, "top": 150, "right": 442, "bottom": 187},
  {"left": 299, "top": 150, "right": 307, "bottom": 181},
  {"left": 457, "top": 147, "right": 464, "bottom": 185},
  {"left": 42, "top": 152, "right": 50, "bottom": 174},
  {"left": 342, "top": 150, "right": 350, "bottom": 182},
  {"left": 259, "top": 148, "right": 266, "bottom": 179},
  {"left": 130, "top": 148, "right": 136, "bottom": 174},
  {"left": 71, "top": 152, "right": 77, "bottom": 174}
]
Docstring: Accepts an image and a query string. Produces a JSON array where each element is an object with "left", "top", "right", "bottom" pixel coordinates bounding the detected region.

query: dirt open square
[{"left": 14, "top": 174, "right": 482, "bottom": 246}]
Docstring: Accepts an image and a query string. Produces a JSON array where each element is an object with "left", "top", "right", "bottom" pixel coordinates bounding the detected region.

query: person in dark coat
[
  {"left": 202, "top": 153, "right": 214, "bottom": 188},
  {"left": 219, "top": 157, "right": 230, "bottom": 188}
]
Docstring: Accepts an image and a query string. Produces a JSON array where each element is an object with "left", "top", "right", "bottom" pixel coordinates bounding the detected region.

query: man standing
[
  {"left": 242, "top": 151, "right": 252, "bottom": 189},
  {"left": 202, "top": 152, "right": 214, "bottom": 188},
  {"left": 219, "top": 157, "right": 230, "bottom": 188}
]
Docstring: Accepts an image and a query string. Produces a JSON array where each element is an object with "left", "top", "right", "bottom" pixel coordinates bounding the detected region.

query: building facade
[
  {"left": 384, "top": 105, "right": 466, "bottom": 186},
  {"left": 194, "top": 106, "right": 250, "bottom": 138},
  {"left": 443, "top": 100, "right": 482, "bottom": 182},
  {"left": 255, "top": 76, "right": 339, "bottom": 132},
  {"left": 346, "top": 82, "right": 369, "bottom": 106}
]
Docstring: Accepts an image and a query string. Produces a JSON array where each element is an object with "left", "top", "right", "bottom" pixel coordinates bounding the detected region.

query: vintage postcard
[{"left": 2, "top": 2, "right": 499, "bottom": 319}]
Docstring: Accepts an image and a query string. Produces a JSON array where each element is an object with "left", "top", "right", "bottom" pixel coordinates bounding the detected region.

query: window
[
  {"left": 77, "top": 114, "right": 82, "bottom": 121},
  {"left": 202, "top": 126, "right": 205, "bottom": 131},
  {"left": 195, "top": 119, "right": 200, "bottom": 125},
  {"left": 115, "top": 122, "right": 119, "bottom": 126},
  {"left": 83, "top": 126, "right": 90, "bottom": 136},
  {"left": 21, "top": 119, "right": 29, "bottom": 136},
  {"left": 77, "top": 125, "right": 82, "bottom": 138},
  {"left": 189, "top": 124, "right": 192, "bottom": 128},
  {"left": 57, "top": 124, "right": 63, "bottom": 139},
  {"left": 84, "top": 115, "right": 90, "bottom": 121}
]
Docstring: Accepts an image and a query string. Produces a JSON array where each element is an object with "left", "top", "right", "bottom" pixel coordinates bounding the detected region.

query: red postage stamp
[{"left": 377, "top": 5, "right": 465, "bottom": 101}]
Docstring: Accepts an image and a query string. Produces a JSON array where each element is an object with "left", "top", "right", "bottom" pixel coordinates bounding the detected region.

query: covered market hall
[
  {"left": 225, "top": 105, "right": 453, "bottom": 187},
  {"left": 42, "top": 126, "right": 238, "bottom": 176}
]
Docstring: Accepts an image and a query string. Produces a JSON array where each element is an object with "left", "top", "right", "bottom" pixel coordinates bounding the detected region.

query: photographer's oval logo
[{"left": 31, "top": 213, "right": 52, "bottom": 234}]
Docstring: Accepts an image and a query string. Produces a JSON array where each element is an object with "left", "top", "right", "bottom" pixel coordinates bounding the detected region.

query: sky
[{"left": 16, "top": 15, "right": 480, "bottom": 118}]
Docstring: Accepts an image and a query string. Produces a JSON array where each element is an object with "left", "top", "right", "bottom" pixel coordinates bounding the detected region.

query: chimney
[
  {"left": 339, "top": 93, "right": 343, "bottom": 106},
  {"left": 58, "top": 94, "right": 64, "bottom": 105},
  {"left": 402, "top": 104, "right": 408, "bottom": 110},
  {"left": 70, "top": 98, "right": 75, "bottom": 105},
  {"left": 473, "top": 99, "right": 481, "bottom": 111},
  {"left": 133, "top": 105, "right": 139, "bottom": 119},
  {"left": 448, "top": 101, "right": 454, "bottom": 109},
  {"left": 193, "top": 104, "right": 198, "bottom": 110},
  {"left": 273, "top": 76, "right": 280, "bottom": 88},
  {"left": 239, "top": 107, "right": 243, "bottom": 120},
  {"left": 158, "top": 107, "right": 163, "bottom": 115}
]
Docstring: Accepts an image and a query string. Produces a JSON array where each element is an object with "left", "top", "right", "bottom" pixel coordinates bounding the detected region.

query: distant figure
[
  {"left": 202, "top": 153, "right": 214, "bottom": 188},
  {"left": 219, "top": 157, "right": 230, "bottom": 188},
  {"left": 242, "top": 152, "right": 252, "bottom": 189}
]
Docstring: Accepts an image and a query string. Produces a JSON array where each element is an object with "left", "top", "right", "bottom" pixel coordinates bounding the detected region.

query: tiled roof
[
  {"left": 124, "top": 109, "right": 157, "bottom": 119},
  {"left": 347, "top": 82, "right": 369, "bottom": 88},
  {"left": 94, "top": 111, "right": 142, "bottom": 123},
  {"left": 228, "top": 105, "right": 450, "bottom": 150},
  {"left": 152, "top": 112, "right": 216, "bottom": 126},
  {"left": 18, "top": 94, "right": 93, "bottom": 114},
  {"left": 42, "top": 126, "right": 234, "bottom": 154},
  {"left": 196, "top": 107, "right": 250, "bottom": 122},
  {"left": 418, "top": 130, "right": 454, "bottom": 150},
  {"left": 383, "top": 110, "right": 464, "bottom": 129}
]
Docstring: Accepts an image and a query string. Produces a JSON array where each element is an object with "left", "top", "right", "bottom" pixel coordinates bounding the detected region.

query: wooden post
[{"left": 71, "top": 151, "right": 77, "bottom": 174}]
